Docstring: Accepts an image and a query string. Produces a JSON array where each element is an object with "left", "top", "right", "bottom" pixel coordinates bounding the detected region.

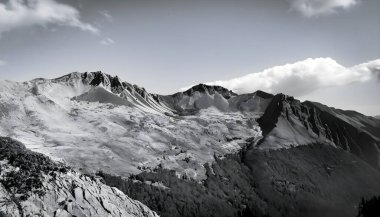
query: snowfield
[{"left": 0, "top": 73, "right": 262, "bottom": 179}]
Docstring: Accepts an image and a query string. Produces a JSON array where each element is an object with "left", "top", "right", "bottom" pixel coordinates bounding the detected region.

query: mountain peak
[
  {"left": 51, "top": 71, "right": 125, "bottom": 94},
  {"left": 183, "top": 83, "right": 237, "bottom": 99},
  {"left": 252, "top": 90, "right": 274, "bottom": 99},
  {"left": 87, "top": 71, "right": 124, "bottom": 93}
]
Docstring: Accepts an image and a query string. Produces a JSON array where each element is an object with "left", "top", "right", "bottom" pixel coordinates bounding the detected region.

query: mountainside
[
  {"left": 257, "top": 94, "right": 380, "bottom": 169},
  {"left": 1, "top": 71, "right": 380, "bottom": 217},
  {"left": 101, "top": 142, "right": 380, "bottom": 217}
]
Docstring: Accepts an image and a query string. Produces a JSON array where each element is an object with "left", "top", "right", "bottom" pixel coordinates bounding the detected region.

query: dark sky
[{"left": 0, "top": 0, "right": 379, "bottom": 114}]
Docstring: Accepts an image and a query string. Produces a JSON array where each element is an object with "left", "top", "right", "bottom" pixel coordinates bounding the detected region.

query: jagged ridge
[{"left": 258, "top": 94, "right": 380, "bottom": 169}]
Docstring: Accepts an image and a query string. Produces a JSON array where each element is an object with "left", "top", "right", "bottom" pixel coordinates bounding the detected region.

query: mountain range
[{"left": 0, "top": 71, "right": 379, "bottom": 217}]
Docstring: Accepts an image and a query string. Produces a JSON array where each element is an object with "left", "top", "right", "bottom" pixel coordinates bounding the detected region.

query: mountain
[{"left": 1, "top": 71, "right": 380, "bottom": 217}]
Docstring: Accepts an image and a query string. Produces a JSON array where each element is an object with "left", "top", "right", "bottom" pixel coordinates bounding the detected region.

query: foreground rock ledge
[{"left": 0, "top": 137, "right": 159, "bottom": 217}]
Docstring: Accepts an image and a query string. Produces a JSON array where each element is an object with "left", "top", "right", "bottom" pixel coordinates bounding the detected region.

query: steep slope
[
  {"left": 305, "top": 101, "right": 380, "bottom": 140},
  {"left": 257, "top": 94, "right": 380, "bottom": 169},
  {"left": 73, "top": 86, "right": 135, "bottom": 107},
  {"left": 0, "top": 137, "right": 158, "bottom": 217}
]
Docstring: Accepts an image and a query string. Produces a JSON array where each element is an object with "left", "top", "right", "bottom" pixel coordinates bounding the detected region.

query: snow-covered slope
[{"left": 0, "top": 72, "right": 262, "bottom": 180}]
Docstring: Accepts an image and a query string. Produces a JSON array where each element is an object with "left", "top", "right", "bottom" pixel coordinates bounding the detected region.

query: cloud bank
[
  {"left": 0, "top": 0, "right": 98, "bottom": 35},
  {"left": 288, "top": 0, "right": 358, "bottom": 17},
  {"left": 196, "top": 58, "right": 380, "bottom": 97}
]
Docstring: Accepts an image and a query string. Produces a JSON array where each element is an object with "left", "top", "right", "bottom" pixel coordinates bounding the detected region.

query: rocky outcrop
[
  {"left": 257, "top": 94, "right": 289, "bottom": 135},
  {"left": 88, "top": 71, "right": 124, "bottom": 94},
  {"left": 0, "top": 137, "right": 158, "bottom": 217},
  {"left": 22, "top": 172, "right": 158, "bottom": 217},
  {"left": 0, "top": 171, "right": 159, "bottom": 217}
]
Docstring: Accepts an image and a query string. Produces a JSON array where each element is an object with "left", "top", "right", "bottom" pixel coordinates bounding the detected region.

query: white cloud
[
  {"left": 288, "top": 0, "right": 358, "bottom": 17},
  {"left": 189, "top": 58, "right": 380, "bottom": 97},
  {"left": 99, "top": 10, "right": 113, "bottom": 22},
  {"left": 0, "top": 0, "right": 98, "bottom": 35},
  {"left": 0, "top": 60, "right": 6, "bottom": 66},
  {"left": 100, "top": 37, "right": 114, "bottom": 45}
]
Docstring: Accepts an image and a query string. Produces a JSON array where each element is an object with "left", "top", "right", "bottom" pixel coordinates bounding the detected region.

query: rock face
[
  {"left": 19, "top": 172, "right": 158, "bottom": 217},
  {"left": 0, "top": 137, "right": 158, "bottom": 217}
]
